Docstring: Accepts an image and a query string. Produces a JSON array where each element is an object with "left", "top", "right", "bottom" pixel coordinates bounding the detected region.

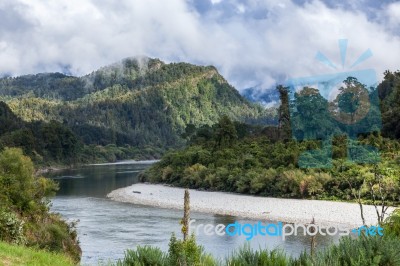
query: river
[{"left": 47, "top": 161, "right": 341, "bottom": 265}]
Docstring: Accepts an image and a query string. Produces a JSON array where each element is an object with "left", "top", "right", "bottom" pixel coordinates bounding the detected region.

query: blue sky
[{"left": 0, "top": 0, "right": 399, "bottom": 96}]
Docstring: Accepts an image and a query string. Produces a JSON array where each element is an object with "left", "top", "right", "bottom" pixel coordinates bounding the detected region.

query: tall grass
[{"left": 117, "top": 233, "right": 400, "bottom": 266}]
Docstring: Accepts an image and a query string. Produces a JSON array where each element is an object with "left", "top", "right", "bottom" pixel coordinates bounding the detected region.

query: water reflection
[{"left": 47, "top": 163, "right": 342, "bottom": 265}]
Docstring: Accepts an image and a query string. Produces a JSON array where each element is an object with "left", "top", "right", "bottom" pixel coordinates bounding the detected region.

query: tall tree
[{"left": 277, "top": 85, "right": 291, "bottom": 140}]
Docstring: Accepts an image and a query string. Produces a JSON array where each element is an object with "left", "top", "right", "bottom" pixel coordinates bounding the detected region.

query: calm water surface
[{"left": 47, "top": 162, "right": 341, "bottom": 265}]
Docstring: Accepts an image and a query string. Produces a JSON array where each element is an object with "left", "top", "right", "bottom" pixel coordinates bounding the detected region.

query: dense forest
[
  {"left": 140, "top": 70, "right": 400, "bottom": 204},
  {"left": 0, "top": 57, "right": 275, "bottom": 165}
]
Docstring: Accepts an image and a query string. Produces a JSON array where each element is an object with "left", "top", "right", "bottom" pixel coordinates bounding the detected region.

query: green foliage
[
  {"left": 304, "top": 235, "right": 400, "bottom": 266},
  {"left": 215, "top": 115, "right": 238, "bottom": 148},
  {"left": 0, "top": 208, "right": 25, "bottom": 245},
  {"left": 277, "top": 85, "right": 291, "bottom": 140},
  {"left": 141, "top": 124, "right": 400, "bottom": 203},
  {"left": 379, "top": 70, "right": 400, "bottom": 139},
  {"left": 117, "top": 246, "right": 168, "bottom": 266},
  {"left": 118, "top": 234, "right": 400, "bottom": 266},
  {"left": 117, "top": 234, "right": 217, "bottom": 266},
  {"left": 26, "top": 215, "right": 81, "bottom": 262},
  {"left": 0, "top": 57, "right": 274, "bottom": 163},
  {"left": 0, "top": 148, "right": 57, "bottom": 212},
  {"left": 226, "top": 245, "right": 290, "bottom": 266},
  {"left": 0, "top": 102, "right": 81, "bottom": 165},
  {"left": 0, "top": 148, "right": 81, "bottom": 262},
  {"left": 168, "top": 233, "right": 204, "bottom": 265},
  {"left": 383, "top": 208, "right": 400, "bottom": 237}
]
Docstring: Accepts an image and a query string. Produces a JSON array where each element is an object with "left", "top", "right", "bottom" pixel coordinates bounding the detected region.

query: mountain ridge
[{"left": 0, "top": 57, "right": 276, "bottom": 163}]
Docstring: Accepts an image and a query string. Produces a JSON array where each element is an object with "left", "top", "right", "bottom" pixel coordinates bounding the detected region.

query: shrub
[
  {"left": 383, "top": 208, "right": 400, "bottom": 237},
  {"left": 0, "top": 208, "right": 25, "bottom": 245},
  {"left": 275, "top": 170, "right": 304, "bottom": 198},
  {"left": 118, "top": 233, "right": 217, "bottom": 266},
  {"left": 168, "top": 233, "right": 204, "bottom": 265},
  {"left": 117, "top": 246, "right": 168, "bottom": 266},
  {"left": 226, "top": 245, "right": 290, "bottom": 266},
  {"left": 0, "top": 148, "right": 81, "bottom": 262},
  {"left": 304, "top": 235, "right": 400, "bottom": 266},
  {"left": 183, "top": 164, "right": 207, "bottom": 188}
]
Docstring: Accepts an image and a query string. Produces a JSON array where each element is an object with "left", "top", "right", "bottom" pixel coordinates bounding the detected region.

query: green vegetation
[
  {"left": 0, "top": 148, "right": 81, "bottom": 263},
  {"left": 141, "top": 71, "right": 400, "bottom": 206},
  {"left": 0, "top": 241, "right": 74, "bottom": 266},
  {"left": 0, "top": 57, "right": 274, "bottom": 165},
  {"left": 140, "top": 119, "right": 400, "bottom": 204},
  {"left": 117, "top": 234, "right": 400, "bottom": 266},
  {"left": 379, "top": 70, "right": 400, "bottom": 139},
  {"left": 1, "top": 60, "right": 400, "bottom": 265},
  {"left": 117, "top": 185, "right": 400, "bottom": 266}
]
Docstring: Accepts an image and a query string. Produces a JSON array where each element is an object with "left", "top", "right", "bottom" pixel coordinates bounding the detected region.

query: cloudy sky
[{"left": 0, "top": 0, "right": 399, "bottom": 93}]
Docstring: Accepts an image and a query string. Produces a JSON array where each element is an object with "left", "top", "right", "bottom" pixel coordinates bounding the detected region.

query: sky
[{"left": 0, "top": 0, "right": 399, "bottom": 95}]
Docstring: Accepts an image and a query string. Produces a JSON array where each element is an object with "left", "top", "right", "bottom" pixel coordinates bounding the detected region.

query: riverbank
[
  {"left": 107, "top": 183, "right": 395, "bottom": 228},
  {"left": 88, "top": 159, "right": 160, "bottom": 166},
  {"left": 35, "top": 166, "right": 67, "bottom": 176},
  {"left": 36, "top": 159, "right": 160, "bottom": 176}
]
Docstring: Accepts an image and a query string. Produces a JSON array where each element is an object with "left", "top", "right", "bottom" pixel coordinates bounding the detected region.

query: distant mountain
[
  {"left": 242, "top": 86, "right": 280, "bottom": 107},
  {"left": 0, "top": 57, "right": 276, "bottom": 159},
  {"left": 0, "top": 57, "right": 164, "bottom": 101}
]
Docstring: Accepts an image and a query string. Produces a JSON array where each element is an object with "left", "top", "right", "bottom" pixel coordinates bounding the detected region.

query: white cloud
[
  {"left": 385, "top": 2, "right": 400, "bottom": 29},
  {"left": 210, "top": 0, "right": 223, "bottom": 4},
  {"left": 0, "top": 0, "right": 399, "bottom": 93}
]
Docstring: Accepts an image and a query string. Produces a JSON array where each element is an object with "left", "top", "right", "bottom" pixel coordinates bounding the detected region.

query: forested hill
[{"left": 0, "top": 57, "right": 275, "bottom": 163}]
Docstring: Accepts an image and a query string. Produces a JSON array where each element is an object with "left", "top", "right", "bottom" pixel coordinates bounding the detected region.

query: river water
[{"left": 47, "top": 162, "right": 341, "bottom": 265}]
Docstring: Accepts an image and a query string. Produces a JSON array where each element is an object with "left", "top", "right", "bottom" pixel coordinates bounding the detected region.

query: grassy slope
[{"left": 0, "top": 242, "right": 74, "bottom": 266}]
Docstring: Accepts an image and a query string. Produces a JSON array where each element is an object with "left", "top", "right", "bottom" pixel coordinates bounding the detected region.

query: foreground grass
[
  {"left": 116, "top": 234, "right": 400, "bottom": 266},
  {"left": 0, "top": 242, "right": 74, "bottom": 266}
]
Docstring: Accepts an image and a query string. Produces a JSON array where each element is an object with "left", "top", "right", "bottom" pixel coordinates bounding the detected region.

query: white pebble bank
[{"left": 107, "top": 183, "right": 394, "bottom": 228}]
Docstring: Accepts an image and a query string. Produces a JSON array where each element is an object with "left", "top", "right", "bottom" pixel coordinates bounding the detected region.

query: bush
[
  {"left": 118, "top": 233, "right": 400, "bottom": 266},
  {"left": 27, "top": 215, "right": 81, "bottom": 262},
  {"left": 0, "top": 148, "right": 81, "bottom": 262},
  {"left": 383, "top": 208, "right": 400, "bottom": 237},
  {"left": 226, "top": 245, "right": 290, "bottom": 266},
  {"left": 118, "top": 234, "right": 217, "bottom": 266},
  {"left": 275, "top": 170, "right": 304, "bottom": 198},
  {"left": 304, "top": 235, "right": 400, "bottom": 266},
  {"left": 117, "top": 246, "right": 168, "bottom": 266},
  {"left": 168, "top": 233, "right": 213, "bottom": 266},
  {"left": 0, "top": 208, "right": 25, "bottom": 245},
  {"left": 183, "top": 164, "right": 208, "bottom": 188}
]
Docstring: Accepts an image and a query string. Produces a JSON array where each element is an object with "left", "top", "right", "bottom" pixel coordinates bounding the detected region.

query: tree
[
  {"left": 329, "top": 77, "right": 371, "bottom": 136},
  {"left": 291, "top": 87, "right": 334, "bottom": 140},
  {"left": 0, "top": 148, "right": 57, "bottom": 212},
  {"left": 337, "top": 161, "right": 400, "bottom": 225},
  {"left": 366, "top": 163, "right": 400, "bottom": 224},
  {"left": 277, "top": 85, "right": 291, "bottom": 140},
  {"left": 215, "top": 115, "right": 237, "bottom": 148},
  {"left": 0, "top": 148, "right": 81, "bottom": 262}
]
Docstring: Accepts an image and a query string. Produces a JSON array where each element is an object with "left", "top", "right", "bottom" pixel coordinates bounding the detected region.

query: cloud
[
  {"left": 385, "top": 2, "right": 400, "bottom": 30},
  {"left": 0, "top": 0, "right": 399, "bottom": 94}
]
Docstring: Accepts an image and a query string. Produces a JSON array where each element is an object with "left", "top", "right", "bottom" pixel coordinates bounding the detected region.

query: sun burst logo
[
  {"left": 285, "top": 39, "right": 382, "bottom": 168},
  {"left": 315, "top": 39, "right": 373, "bottom": 70}
]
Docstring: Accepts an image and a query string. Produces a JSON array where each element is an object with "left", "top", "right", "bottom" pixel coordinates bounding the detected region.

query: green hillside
[
  {"left": 140, "top": 71, "right": 400, "bottom": 203},
  {"left": 0, "top": 57, "right": 274, "bottom": 163}
]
